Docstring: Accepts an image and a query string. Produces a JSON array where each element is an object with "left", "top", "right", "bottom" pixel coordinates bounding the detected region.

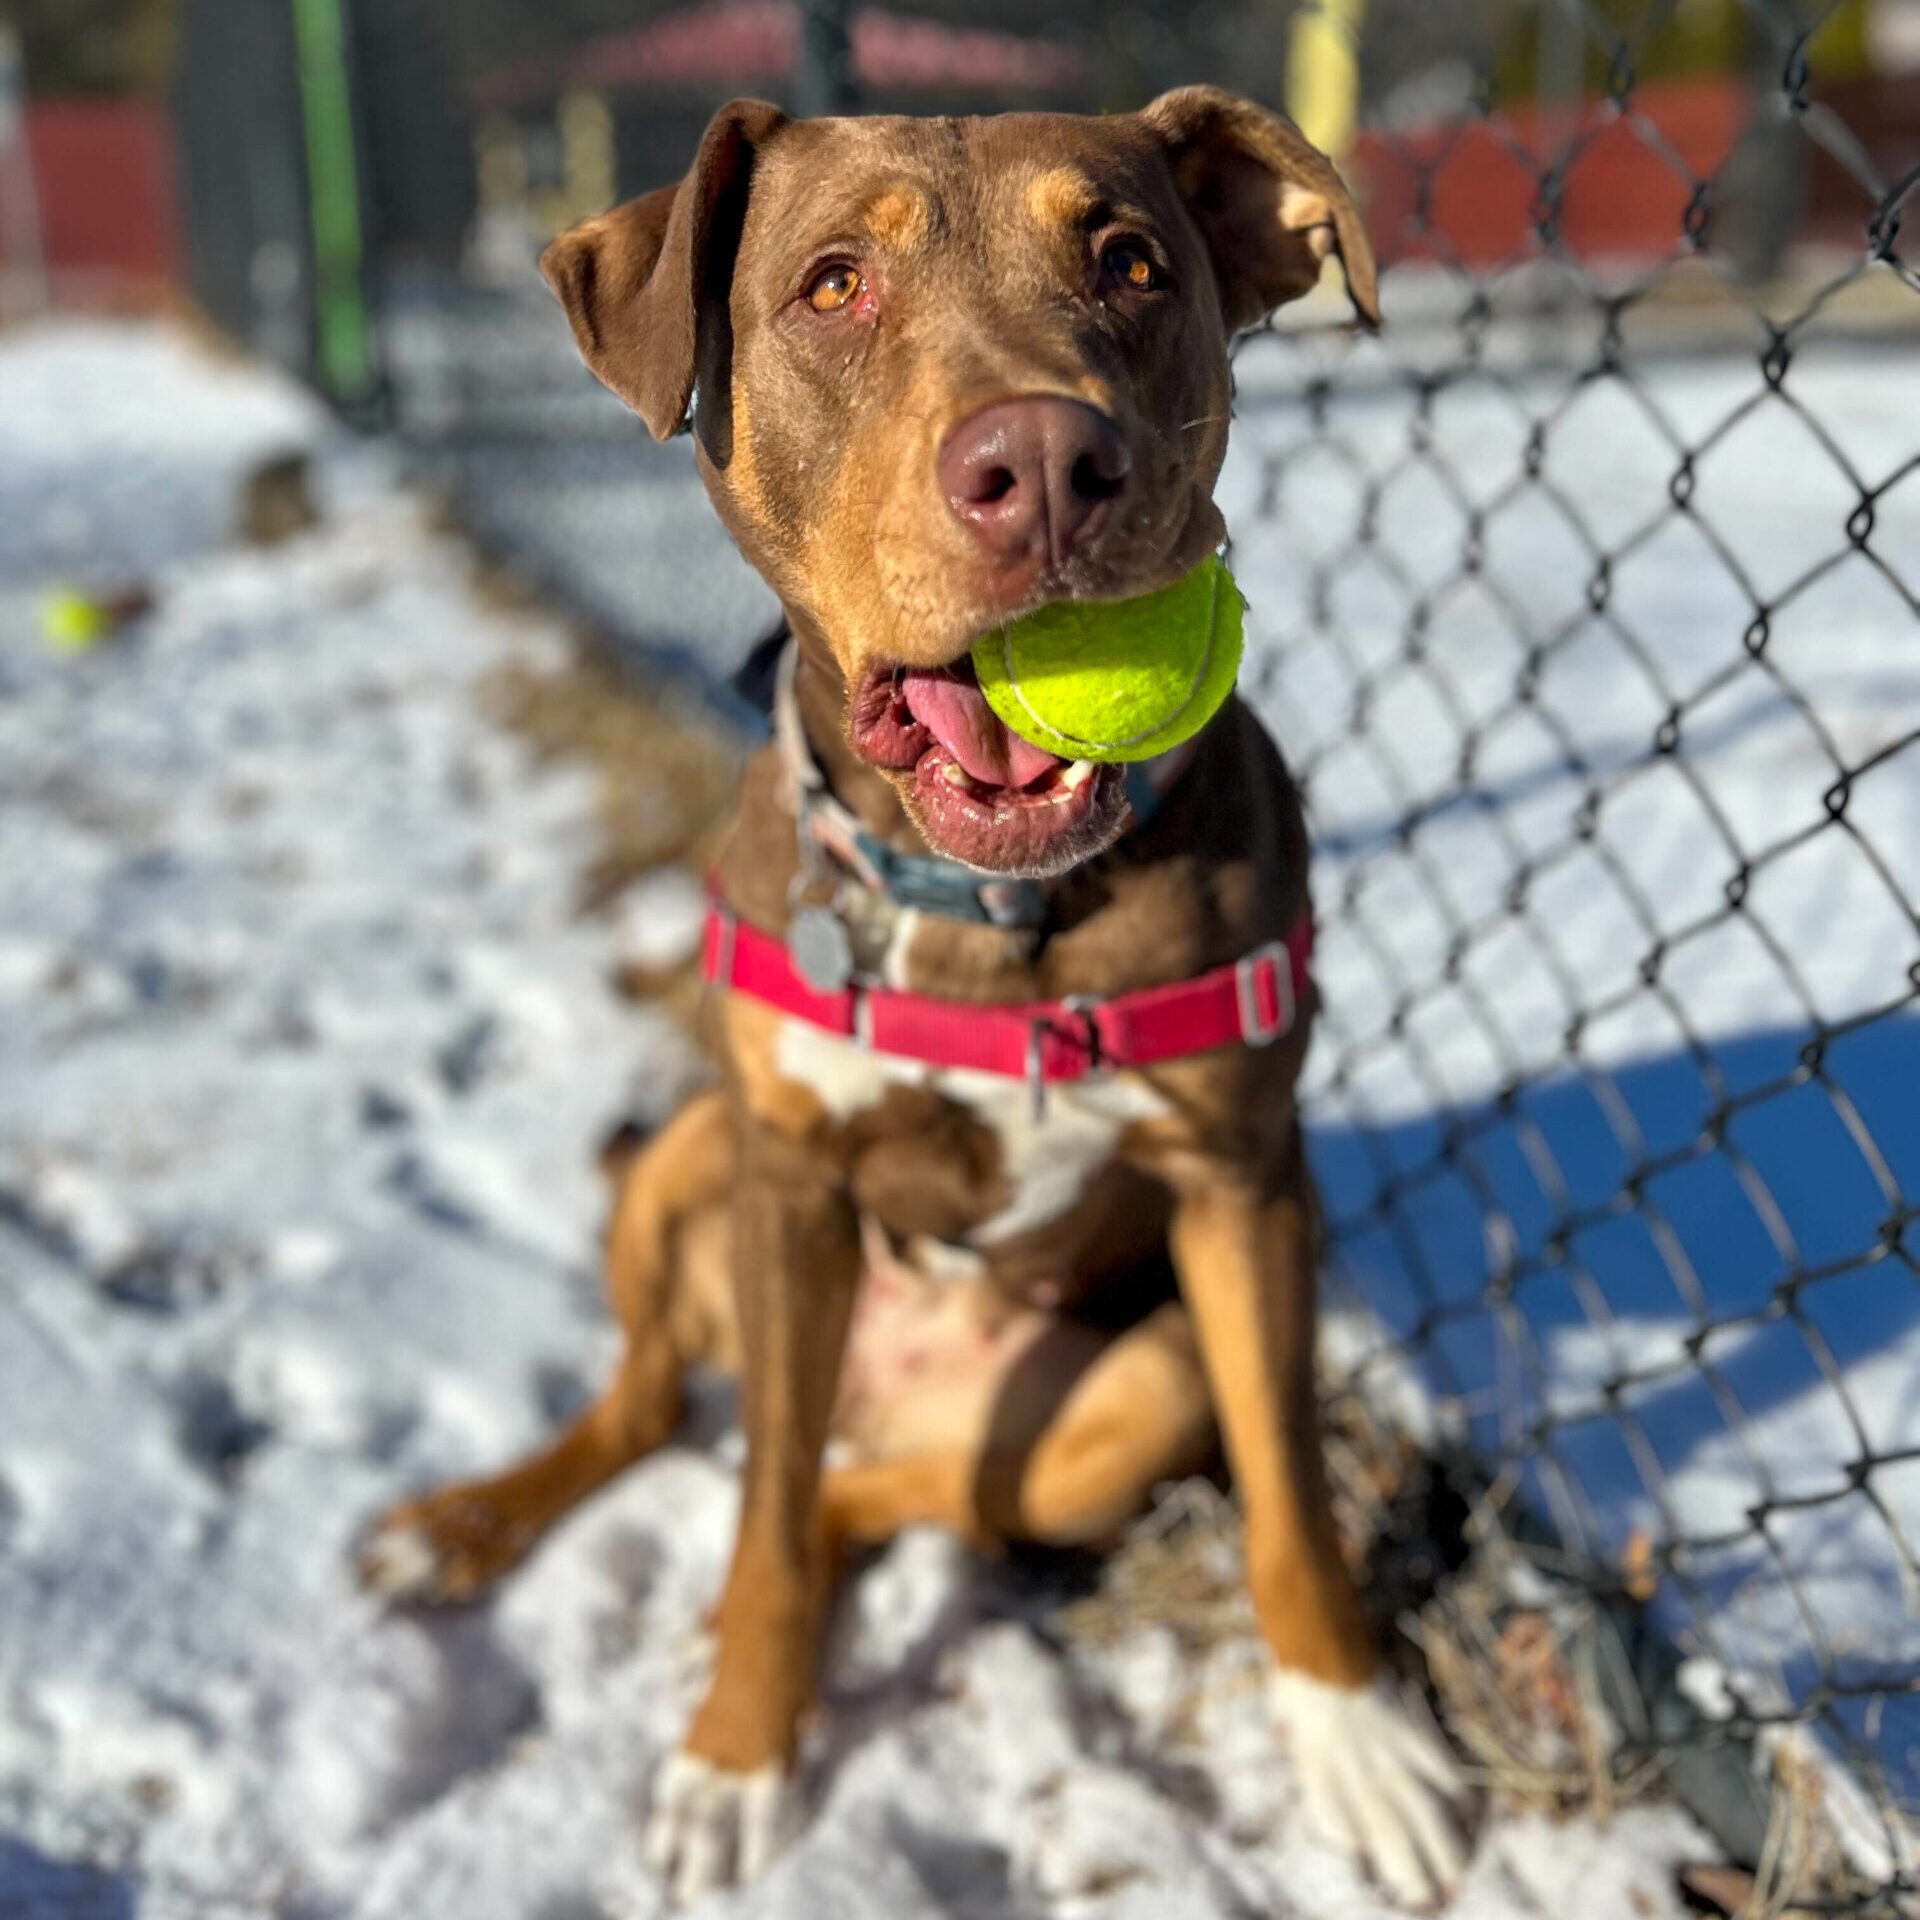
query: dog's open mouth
[{"left": 849, "top": 657, "right": 1128, "bottom": 874}]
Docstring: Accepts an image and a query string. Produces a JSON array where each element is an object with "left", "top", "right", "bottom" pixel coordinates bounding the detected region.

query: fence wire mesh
[
  {"left": 355, "top": 0, "right": 1920, "bottom": 1904},
  {"left": 1229, "top": 1, "right": 1918, "bottom": 1906}
]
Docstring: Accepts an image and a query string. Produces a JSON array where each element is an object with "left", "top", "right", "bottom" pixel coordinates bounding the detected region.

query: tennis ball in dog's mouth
[{"left": 970, "top": 554, "right": 1244, "bottom": 763}]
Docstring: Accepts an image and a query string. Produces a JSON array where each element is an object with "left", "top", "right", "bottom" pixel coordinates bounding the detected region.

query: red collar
[{"left": 702, "top": 902, "right": 1312, "bottom": 1089}]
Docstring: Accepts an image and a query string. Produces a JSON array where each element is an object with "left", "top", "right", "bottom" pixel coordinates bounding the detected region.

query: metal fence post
[
  {"left": 290, "top": 0, "right": 383, "bottom": 418},
  {"left": 0, "top": 25, "right": 47, "bottom": 315},
  {"left": 795, "top": 0, "right": 858, "bottom": 117}
]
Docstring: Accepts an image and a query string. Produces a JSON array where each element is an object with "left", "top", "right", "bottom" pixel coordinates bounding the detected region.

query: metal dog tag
[{"left": 789, "top": 905, "right": 855, "bottom": 993}]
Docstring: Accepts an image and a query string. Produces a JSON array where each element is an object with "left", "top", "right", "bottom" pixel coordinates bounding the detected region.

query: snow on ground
[{"left": 0, "top": 320, "right": 1719, "bottom": 1919}]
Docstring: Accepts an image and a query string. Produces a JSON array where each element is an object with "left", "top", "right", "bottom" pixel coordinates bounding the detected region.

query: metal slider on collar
[
  {"left": 709, "top": 902, "right": 739, "bottom": 992},
  {"left": 1235, "top": 940, "right": 1293, "bottom": 1046},
  {"left": 1024, "top": 993, "right": 1102, "bottom": 1120}
]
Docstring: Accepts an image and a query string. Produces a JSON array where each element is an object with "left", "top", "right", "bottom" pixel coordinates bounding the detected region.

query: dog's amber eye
[
  {"left": 806, "top": 264, "right": 862, "bottom": 312},
  {"left": 1101, "top": 241, "right": 1161, "bottom": 293}
]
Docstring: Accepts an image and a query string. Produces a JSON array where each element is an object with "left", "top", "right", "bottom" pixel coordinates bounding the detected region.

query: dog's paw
[
  {"left": 357, "top": 1518, "right": 445, "bottom": 1602},
  {"left": 1271, "top": 1669, "right": 1471, "bottom": 1911},
  {"left": 642, "top": 1749, "right": 802, "bottom": 1906},
  {"left": 357, "top": 1488, "right": 534, "bottom": 1606}
]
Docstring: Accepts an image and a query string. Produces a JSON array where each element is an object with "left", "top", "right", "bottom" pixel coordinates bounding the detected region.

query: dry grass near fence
[
  {"left": 476, "top": 580, "right": 740, "bottom": 908},
  {"left": 1058, "top": 1382, "right": 1892, "bottom": 1914},
  {"left": 475, "top": 584, "right": 742, "bottom": 1039},
  {"left": 1675, "top": 1736, "right": 1881, "bottom": 1919},
  {"left": 1055, "top": 1386, "right": 1671, "bottom": 1823}
]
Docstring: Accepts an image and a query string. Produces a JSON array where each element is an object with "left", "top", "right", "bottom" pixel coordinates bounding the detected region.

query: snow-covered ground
[{"left": 0, "top": 321, "right": 1729, "bottom": 1919}]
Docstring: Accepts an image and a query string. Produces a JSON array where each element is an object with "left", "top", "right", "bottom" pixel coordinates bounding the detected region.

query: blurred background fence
[{"left": 5, "top": 0, "right": 1916, "bottom": 1908}]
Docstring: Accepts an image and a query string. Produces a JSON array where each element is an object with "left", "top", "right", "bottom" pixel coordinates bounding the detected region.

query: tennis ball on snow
[
  {"left": 39, "top": 586, "right": 110, "bottom": 653},
  {"left": 971, "top": 554, "right": 1244, "bottom": 763}
]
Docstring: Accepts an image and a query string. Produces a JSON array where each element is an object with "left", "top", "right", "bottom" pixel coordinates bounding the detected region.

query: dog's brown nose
[{"left": 939, "top": 397, "right": 1131, "bottom": 567}]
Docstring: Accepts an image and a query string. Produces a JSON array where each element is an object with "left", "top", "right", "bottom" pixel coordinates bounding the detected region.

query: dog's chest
[{"left": 774, "top": 1017, "right": 1170, "bottom": 1244}]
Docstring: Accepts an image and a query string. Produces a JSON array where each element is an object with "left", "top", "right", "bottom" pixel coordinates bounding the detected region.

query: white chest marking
[
  {"left": 878, "top": 906, "right": 923, "bottom": 989},
  {"left": 775, "top": 1017, "right": 1171, "bottom": 1244}
]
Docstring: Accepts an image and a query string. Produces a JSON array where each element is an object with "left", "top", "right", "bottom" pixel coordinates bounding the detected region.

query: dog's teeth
[
  {"left": 942, "top": 762, "right": 970, "bottom": 788},
  {"left": 1062, "top": 760, "right": 1097, "bottom": 791}
]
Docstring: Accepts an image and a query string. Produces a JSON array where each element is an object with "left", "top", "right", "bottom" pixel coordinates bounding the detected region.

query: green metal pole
[{"left": 290, "top": 0, "right": 373, "bottom": 403}]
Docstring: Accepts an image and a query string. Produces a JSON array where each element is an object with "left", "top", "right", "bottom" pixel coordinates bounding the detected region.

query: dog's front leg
[
  {"left": 1163, "top": 1130, "right": 1471, "bottom": 1910},
  {"left": 644, "top": 1114, "right": 860, "bottom": 1905}
]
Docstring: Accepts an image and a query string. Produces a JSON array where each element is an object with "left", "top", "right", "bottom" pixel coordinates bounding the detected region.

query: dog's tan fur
[{"left": 364, "top": 88, "right": 1469, "bottom": 1908}]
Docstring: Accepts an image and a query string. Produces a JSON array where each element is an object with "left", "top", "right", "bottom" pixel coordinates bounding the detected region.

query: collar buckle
[
  {"left": 1235, "top": 941, "right": 1293, "bottom": 1047},
  {"left": 1025, "top": 995, "right": 1102, "bottom": 1119},
  {"left": 709, "top": 903, "right": 740, "bottom": 992}
]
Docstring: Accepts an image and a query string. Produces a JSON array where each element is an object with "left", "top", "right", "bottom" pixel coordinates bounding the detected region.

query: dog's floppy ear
[
  {"left": 1142, "top": 86, "right": 1379, "bottom": 334},
  {"left": 540, "top": 98, "right": 787, "bottom": 444}
]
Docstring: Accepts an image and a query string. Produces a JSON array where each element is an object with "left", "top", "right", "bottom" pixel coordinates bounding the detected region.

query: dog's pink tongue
[{"left": 903, "top": 669, "right": 1061, "bottom": 787}]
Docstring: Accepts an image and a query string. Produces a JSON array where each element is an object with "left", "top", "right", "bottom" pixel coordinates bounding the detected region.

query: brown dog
[{"left": 362, "top": 88, "right": 1471, "bottom": 1908}]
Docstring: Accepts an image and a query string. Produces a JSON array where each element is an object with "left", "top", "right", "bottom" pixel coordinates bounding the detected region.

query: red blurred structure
[
  {"left": 23, "top": 98, "right": 179, "bottom": 287},
  {"left": 1352, "top": 77, "right": 1747, "bottom": 270},
  {"left": 473, "top": 0, "right": 1086, "bottom": 113},
  {"left": 1352, "top": 69, "right": 1917, "bottom": 270}
]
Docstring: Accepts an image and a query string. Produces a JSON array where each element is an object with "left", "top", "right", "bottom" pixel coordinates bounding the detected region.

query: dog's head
[{"left": 544, "top": 89, "right": 1375, "bottom": 876}]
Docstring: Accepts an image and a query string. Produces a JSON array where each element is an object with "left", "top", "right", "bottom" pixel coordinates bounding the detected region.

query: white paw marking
[
  {"left": 1271, "top": 1669, "right": 1471, "bottom": 1911},
  {"left": 358, "top": 1521, "right": 440, "bottom": 1602},
  {"left": 643, "top": 1750, "right": 801, "bottom": 1906}
]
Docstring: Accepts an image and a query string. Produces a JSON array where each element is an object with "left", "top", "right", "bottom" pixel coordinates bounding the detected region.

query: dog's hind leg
[
  {"left": 1006, "top": 1301, "right": 1216, "bottom": 1546},
  {"left": 819, "top": 1302, "right": 1216, "bottom": 1558},
  {"left": 819, "top": 1451, "right": 985, "bottom": 1560},
  {"left": 359, "top": 1089, "right": 734, "bottom": 1605}
]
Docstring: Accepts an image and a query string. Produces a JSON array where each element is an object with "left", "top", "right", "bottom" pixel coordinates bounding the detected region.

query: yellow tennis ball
[
  {"left": 40, "top": 586, "right": 108, "bottom": 654},
  {"left": 972, "top": 554, "right": 1244, "bottom": 763}
]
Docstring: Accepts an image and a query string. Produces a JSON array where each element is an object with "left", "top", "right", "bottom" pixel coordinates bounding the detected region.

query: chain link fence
[
  {"left": 339, "top": 0, "right": 1920, "bottom": 1904},
  {"left": 1225, "top": 5, "right": 1917, "bottom": 1908}
]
